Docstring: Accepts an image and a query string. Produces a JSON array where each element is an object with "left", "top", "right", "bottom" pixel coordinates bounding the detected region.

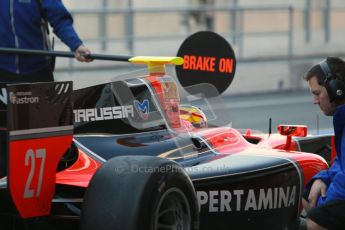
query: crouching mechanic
[
  {"left": 301, "top": 57, "right": 345, "bottom": 230},
  {"left": 0, "top": 0, "right": 92, "bottom": 83}
]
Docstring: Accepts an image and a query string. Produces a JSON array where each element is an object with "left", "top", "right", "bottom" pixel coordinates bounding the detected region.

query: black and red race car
[{"left": 0, "top": 32, "right": 332, "bottom": 230}]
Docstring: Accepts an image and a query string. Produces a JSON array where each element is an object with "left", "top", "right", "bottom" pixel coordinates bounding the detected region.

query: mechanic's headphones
[{"left": 319, "top": 59, "right": 345, "bottom": 103}]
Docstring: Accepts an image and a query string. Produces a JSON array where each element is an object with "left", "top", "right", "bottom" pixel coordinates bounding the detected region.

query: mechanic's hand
[
  {"left": 75, "top": 45, "right": 93, "bottom": 62},
  {"left": 304, "top": 179, "right": 327, "bottom": 212}
]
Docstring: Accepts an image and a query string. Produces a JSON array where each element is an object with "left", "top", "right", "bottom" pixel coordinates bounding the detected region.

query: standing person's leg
[
  {"left": 24, "top": 66, "right": 54, "bottom": 82},
  {"left": 306, "top": 200, "right": 345, "bottom": 230},
  {"left": 0, "top": 80, "right": 9, "bottom": 178},
  {"left": 0, "top": 66, "right": 54, "bottom": 83},
  {"left": 0, "top": 131, "right": 6, "bottom": 178}
]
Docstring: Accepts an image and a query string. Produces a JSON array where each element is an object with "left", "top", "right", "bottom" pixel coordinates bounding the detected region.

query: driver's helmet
[{"left": 179, "top": 105, "right": 207, "bottom": 128}]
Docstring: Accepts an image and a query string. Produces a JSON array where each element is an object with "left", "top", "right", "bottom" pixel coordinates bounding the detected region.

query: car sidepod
[{"left": 188, "top": 153, "right": 303, "bottom": 230}]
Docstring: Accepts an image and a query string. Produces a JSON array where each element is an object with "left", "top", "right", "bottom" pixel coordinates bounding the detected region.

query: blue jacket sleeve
[
  {"left": 306, "top": 156, "right": 340, "bottom": 189},
  {"left": 42, "top": 0, "right": 83, "bottom": 51},
  {"left": 314, "top": 107, "right": 345, "bottom": 205},
  {"left": 315, "top": 157, "right": 340, "bottom": 184}
]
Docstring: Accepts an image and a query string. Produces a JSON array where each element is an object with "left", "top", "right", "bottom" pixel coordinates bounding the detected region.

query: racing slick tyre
[{"left": 80, "top": 156, "right": 199, "bottom": 230}]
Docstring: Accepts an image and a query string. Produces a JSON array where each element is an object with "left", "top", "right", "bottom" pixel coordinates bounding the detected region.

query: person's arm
[
  {"left": 302, "top": 178, "right": 327, "bottom": 212},
  {"left": 42, "top": 0, "right": 91, "bottom": 62},
  {"left": 74, "top": 45, "right": 92, "bottom": 62},
  {"left": 341, "top": 128, "right": 345, "bottom": 171},
  {"left": 302, "top": 157, "right": 340, "bottom": 209},
  {"left": 312, "top": 156, "right": 340, "bottom": 185}
]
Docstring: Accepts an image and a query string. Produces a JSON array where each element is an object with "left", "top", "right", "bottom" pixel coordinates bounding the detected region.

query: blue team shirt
[
  {"left": 308, "top": 104, "right": 345, "bottom": 206},
  {"left": 0, "top": 0, "right": 83, "bottom": 74}
]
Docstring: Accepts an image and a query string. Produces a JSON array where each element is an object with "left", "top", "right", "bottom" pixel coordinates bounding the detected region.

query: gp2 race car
[{"left": 0, "top": 32, "right": 332, "bottom": 230}]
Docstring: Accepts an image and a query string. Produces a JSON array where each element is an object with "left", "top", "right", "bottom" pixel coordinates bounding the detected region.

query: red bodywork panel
[
  {"left": 195, "top": 127, "right": 328, "bottom": 187},
  {"left": 9, "top": 135, "right": 72, "bottom": 218},
  {"left": 56, "top": 149, "right": 101, "bottom": 187}
]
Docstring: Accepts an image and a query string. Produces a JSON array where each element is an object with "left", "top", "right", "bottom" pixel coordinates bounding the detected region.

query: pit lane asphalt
[{"left": 223, "top": 90, "right": 333, "bottom": 134}]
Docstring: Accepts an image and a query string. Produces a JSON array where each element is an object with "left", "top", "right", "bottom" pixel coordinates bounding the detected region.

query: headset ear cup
[
  {"left": 325, "top": 78, "right": 345, "bottom": 102},
  {"left": 319, "top": 59, "right": 345, "bottom": 102}
]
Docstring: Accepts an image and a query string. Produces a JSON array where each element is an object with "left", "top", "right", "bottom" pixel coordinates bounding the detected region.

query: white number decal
[
  {"left": 24, "top": 148, "right": 46, "bottom": 199},
  {"left": 24, "top": 149, "right": 35, "bottom": 198}
]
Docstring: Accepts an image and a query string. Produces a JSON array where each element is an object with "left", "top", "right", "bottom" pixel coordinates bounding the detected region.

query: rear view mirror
[{"left": 277, "top": 125, "right": 307, "bottom": 137}]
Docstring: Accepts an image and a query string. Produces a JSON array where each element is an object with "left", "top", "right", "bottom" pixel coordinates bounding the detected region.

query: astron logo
[
  {"left": 197, "top": 186, "right": 296, "bottom": 212},
  {"left": 0, "top": 88, "right": 7, "bottom": 105},
  {"left": 9, "top": 91, "right": 39, "bottom": 104},
  {"left": 134, "top": 99, "right": 150, "bottom": 120},
  {"left": 73, "top": 106, "right": 135, "bottom": 123}
]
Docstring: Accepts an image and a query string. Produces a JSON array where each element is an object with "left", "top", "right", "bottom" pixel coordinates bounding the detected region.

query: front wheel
[{"left": 80, "top": 156, "right": 199, "bottom": 230}]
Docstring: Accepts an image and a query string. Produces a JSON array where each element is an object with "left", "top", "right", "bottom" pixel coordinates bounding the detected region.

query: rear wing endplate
[{"left": 0, "top": 81, "right": 73, "bottom": 218}]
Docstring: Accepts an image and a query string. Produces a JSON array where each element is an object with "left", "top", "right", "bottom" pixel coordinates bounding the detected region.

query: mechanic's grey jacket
[{"left": 0, "top": 0, "right": 83, "bottom": 75}]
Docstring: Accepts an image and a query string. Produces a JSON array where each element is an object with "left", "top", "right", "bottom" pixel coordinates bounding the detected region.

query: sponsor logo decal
[
  {"left": 54, "top": 83, "right": 71, "bottom": 95},
  {"left": 197, "top": 186, "right": 296, "bottom": 212},
  {"left": 134, "top": 99, "right": 150, "bottom": 120},
  {"left": 9, "top": 91, "right": 39, "bottom": 105},
  {"left": 44, "top": 83, "right": 71, "bottom": 105},
  {"left": 73, "top": 106, "right": 134, "bottom": 123}
]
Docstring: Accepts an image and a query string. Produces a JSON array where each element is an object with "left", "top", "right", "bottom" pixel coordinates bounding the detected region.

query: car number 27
[{"left": 24, "top": 148, "right": 46, "bottom": 199}]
